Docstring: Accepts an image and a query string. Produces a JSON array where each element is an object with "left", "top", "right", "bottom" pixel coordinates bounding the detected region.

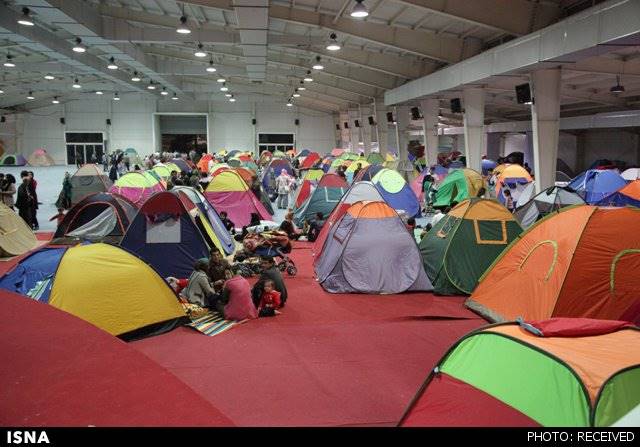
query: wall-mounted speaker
[
  {"left": 60, "top": 117, "right": 66, "bottom": 125},
  {"left": 410, "top": 107, "right": 421, "bottom": 120},
  {"left": 294, "top": 119, "right": 300, "bottom": 126},
  {"left": 0, "top": 116, "right": 5, "bottom": 123},
  {"left": 344, "top": 122, "right": 349, "bottom": 129},
  {"left": 368, "top": 116, "right": 375, "bottom": 126},
  {"left": 450, "top": 98, "right": 462, "bottom": 113},
  {"left": 252, "top": 118, "right": 256, "bottom": 125},
  {"left": 336, "top": 124, "right": 340, "bottom": 131},
  {"left": 386, "top": 111, "right": 394, "bottom": 123},
  {"left": 106, "top": 118, "right": 111, "bottom": 126},
  {"left": 515, "top": 83, "right": 533, "bottom": 104},
  {"left": 354, "top": 119, "right": 360, "bottom": 128}
]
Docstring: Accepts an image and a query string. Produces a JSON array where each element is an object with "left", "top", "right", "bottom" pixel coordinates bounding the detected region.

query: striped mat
[{"left": 186, "top": 311, "right": 246, "bottom": 337}]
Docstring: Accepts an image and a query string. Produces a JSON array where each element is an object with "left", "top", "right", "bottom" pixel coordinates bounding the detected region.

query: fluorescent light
[
  {"left": 177, "top": 16, "right": 191, "bottom": 34},
  {"left": 18, "top": 8, "right": 34, "bottom": 26},
  {"left": 107, "top": 57, "right": 118, "bottom": 70},
  {"left": 72, "top": 38, "right": 86, "bottom": 53},
  {"left": 96, "top": 91, "right": 103, "bottom": 95},
  {"left": 44, "top": 74, "right": 55, "bottom": 80},
  {"left": 217, "top": 77, "right": 226, "bottom": 83},
  {"left": 351, "top": 0, "right": 369, "bottom": 17}
]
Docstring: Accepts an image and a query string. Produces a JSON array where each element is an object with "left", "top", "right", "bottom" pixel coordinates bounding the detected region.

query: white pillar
[
  {"left": 332, "top": 113, "right": 341, "bottom": 149},
  {"left": 347, "top": 109, "right": 360, "bottom": 152},
  {"left": 530, "top": 68, "right": 561, "bottom": 193},
  {"left": 339, "top": 112, "right": 350, "bottom": 149},
  {"left": 375, "top": 109, "right": 390, "bottom": 156},
  {"left": 420, "top": 98, "right": 439, "bottom": 167},
  {"left": 395, "top": 105, "right": 410, "bottom": 160},
  {"left": 359, "top": 106, "right": 372, "bottom": 156},
  {"left": 463, "top": 88, "right": 484, "bottom": 173}
]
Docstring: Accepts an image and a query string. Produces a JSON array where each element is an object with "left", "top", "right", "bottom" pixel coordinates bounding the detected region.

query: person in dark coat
[
  {"left": 15, "top": 173, "right": 34, "bottom": 228},
  {"left": 251, "top": 256, "right": 288, "bottom": 308},
  {"left": 27, "top": 171, "right": 39, "bottom": 230}
]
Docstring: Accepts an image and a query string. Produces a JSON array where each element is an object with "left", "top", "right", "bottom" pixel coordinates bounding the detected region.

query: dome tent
[
  {"left": 514, "top": 185, "right": 585, "bottom": 228},
  {"left": 6, "top": 243, "right": 187, "bottom": 339},
  {"left": 0, "top": 203, "right": 37, "bottom": 257},
  {"left": 68, "top": 164, "right": 113, "bottom": 206},
  {"left": 467, "top": 206, "right": 640, "bottom": 324},
  {"left": 420, "top": 199, "right": 522, "bottom": 295},
  {"left": 595, "top": 180, "right": 640, "bottom": 207},
  {"left": 315, "top": 201, "right": 433, "bottom": 294},
  {"left": 0, "top": 154, "right": 27, "bottom": 166},
  {"left": 567, "top": 169, "right": 626, "bottom": 204},
  {"left": 400, "top": 319, "right": 640, "bottom": 427},
  {"left": 109, "top": 171, "right": 165, "bottom": 206},
  {"left": 370, "top": 168, "right": 420, "bottom": 218},
  {"left": 433, "top": 168, "right": 484, "bottom": 209},
  {"left": 293, "top": 173, "right": 348, "bottom": 226},
  {"left": 27, "top": 149, "right": 55, "bottom": 166}
]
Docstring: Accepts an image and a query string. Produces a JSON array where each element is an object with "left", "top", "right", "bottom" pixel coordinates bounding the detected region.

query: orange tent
[
  {"left": 235, "top": 167, "right": 255, "bottom": 186},
  {"left": 467, "top": 206, "right": 640, "bottom": 324},
  {"left": 197, "top": 154, "right": 213, "bottom": 172}
]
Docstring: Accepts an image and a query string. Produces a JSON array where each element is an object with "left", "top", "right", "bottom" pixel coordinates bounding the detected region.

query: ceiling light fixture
[
  {"left": 0, "top": 89, "right": 4, "bottom": 94},
  {"left": 304, "top": 70, "right": 313, "bottom": 82},
  {"left": 147, "top": 80, "right": 156, "bottom": 90},
  {"left": 27, "top": 91, "right": 35, "bottom": 100},
  {"left": 610, "top": 75, "right": 625, "bottom": 94},
  {"left": 107, "top": 57, "right": 118, "bottom": 70},
  {"left": 113, "top": 92, "right": 120, "bottom": 101},
  {"left": 52, "top": 97, "right": 60, "bottom": 104},
  {"left": 96, "top": 91, "right": 104, "bottom": 95},
  {"left": 350, "top": 0, "right": 369, "bottom": 18},
  {"left": 72, "top": 78, "right": 82, "bottom": 89},
  {"left": 286, "top": 102, "right": 293, "bottom": 107},
  {"left": 161, "top": 87, "right": 168, "bottom": 96},
  {"left": 217, "top": 77, "right": 226, "bottom": 83},
  {"left": 293, "top": 88, "right": 301, "bottom": 98},
  {"left": 44, "top": 74, "right": 55, "bottom": 80},
  {"left": 312, "top": 56, "right": 324, "bottom": 70},
  {"left": 72, "top": 37, "right": 87, "bottom": 53},
  {"left": 225, "top": 93, "right": 232, "bottom": 97},
  {"left": 131, "top": 71, "right": 141, "bottom": 82},
  {"left": 206, "top": 60, "right": 217, "bottom": 73},
  {"left": 4, "top": 55, "right": 15, "bottom": 68},
  {"left": 220, "top": 83, "right": 228, "bottom": 92},
  {"left": 18, "top": 7, "right": 35, "bottom": 26},
  {"left": 298, "top": 81, "right": 306, "bottom": 91},
  {"left": 194, "top": 43, "right": 206, "bottom": 58},
  {"left": 177, "top": 16, "right": 191, "bottom": 34},
  {"left": 229, "top": 96, "right": 236, "bottom": 102},
  {"left": 326, "top": 33, "right": 341, "bottom": 51},
  {"left": 172, "top": 93, "right": 178, "bottom": 100}
]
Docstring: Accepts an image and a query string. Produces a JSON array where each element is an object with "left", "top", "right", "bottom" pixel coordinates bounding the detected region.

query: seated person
[
  {"left": 306, "top": 212, "right": 325, "bottom": 242},
  {"left": 208, "top": 248, "right": 230, "bottom": 283},
  {"left": 258, "top": 279, "right": 281, "bottom": 317},
  {"left": 279, "top": 212, "right": 302, "bottom": 240},
  {"left": 219, "top": 211, "right": 235, "bottom": 233},
  {"left": 166, "top": 276, "right": 188, "bottom": 295},
  {"left": 251, "top": 256, "right": 288, "bottom": 309},
  {"left": 181, "top": 259, "right": 217, "bottom": 308},
  {"left": 406, "top": 217, "right": 416, "bottom": 233},
  {"left": 215, "top": 269, "right": 258, "bottom": 321}
]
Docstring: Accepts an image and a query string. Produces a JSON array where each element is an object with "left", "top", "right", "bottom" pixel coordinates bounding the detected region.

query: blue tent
[
  {"left": 356, "top": 164, "right": 384, "bottom": 181},
  {"left": 0, "top": 247, "right": 69, "bottom": 298},
  {"left": 371, "top": 168, "right": 421, "bottom": 218},
  {"left": 261, "top": 159, "right": 294, "bottom": 193},
  {"left": 481, "top": 159, "right": 497, "bottom": 175},
  {"left": 568, "top": 169, "right": 627, "bottom": 204},
  {"left": 595, "top": 180, "right": 640, "bottom": 207},
  {"left": 120, "top": 191, "right": 210, "bottom": 278}
]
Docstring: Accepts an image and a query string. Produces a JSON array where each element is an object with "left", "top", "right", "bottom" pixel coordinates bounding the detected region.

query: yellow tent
[
  {"left": 205, "top": 170, "right": 249, "bottom": 192},
  {"left": 0, "top": 203, "right": 37, "bottom": 257},
  {"left": 48, "top": 243, "right": 186, "bottom": 337},
  {"left": 152, "top": 164, "right": 172, "bottom": 179}
]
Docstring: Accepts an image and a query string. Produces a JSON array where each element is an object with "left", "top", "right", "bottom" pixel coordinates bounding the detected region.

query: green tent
[
  {"left": 420, "top": 198, "right": 522, "bottom": 295},
  {"left": 366, "top": 153, "right": 384, "bottom": 165},
  {"left": 432, "top": 168, "right": 484, "bottom": 208}
]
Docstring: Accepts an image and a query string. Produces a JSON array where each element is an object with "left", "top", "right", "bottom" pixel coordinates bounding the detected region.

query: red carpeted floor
[
  {"left": 0, "top": 289, "right": 233, "bottom": 426},
  {"left": 132, "top": 243, "right": 485, "bottom": 426}
]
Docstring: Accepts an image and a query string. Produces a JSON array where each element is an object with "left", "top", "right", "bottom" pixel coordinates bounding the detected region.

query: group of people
[
  {"left": 4, "top": 171, "right": 41, "bottom": 230},
  {"left": 171, "top": 248, "right": 289, "bottom": 321}
]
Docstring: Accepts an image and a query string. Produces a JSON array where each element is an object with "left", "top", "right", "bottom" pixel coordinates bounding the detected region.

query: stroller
[{"left": 234, "top": 230, "right": 297, "bottom": 276}]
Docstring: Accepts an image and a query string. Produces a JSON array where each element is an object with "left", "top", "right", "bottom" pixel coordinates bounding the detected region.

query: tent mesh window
[
  {"left": 473, "top": 220, "right": 508, "bottom": 245},
  {"left": 146, "top": 218, "right": 181, "bottom": 243}
]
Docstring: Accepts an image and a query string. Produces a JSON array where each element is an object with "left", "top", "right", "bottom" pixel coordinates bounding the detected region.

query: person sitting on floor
[
  {"left": 279, "top": 212, "right": 302, "bottom": 240},
  {"left": 258, "top": 279, "right": 281, "bottom": 317},
  {"left": 252, "top": 256, "right": 288, "bottom": 309},
  {"left": 208, "top": 248, "right": 230, "bottom": 284},
  {"left": 166, "top": 276, "right": 189, "bottom": 295},
  {"left": 219, "top": 211, "right": 235, "bottom": 233},
  {"left": 181, "top": 259, "right": 217, "bottom": 309},
  {"left": 215, "top": 269, "right": 257, "bottom": 321},
  {"left": 307, "top": 212, "right": 325, "bottom": 242}
]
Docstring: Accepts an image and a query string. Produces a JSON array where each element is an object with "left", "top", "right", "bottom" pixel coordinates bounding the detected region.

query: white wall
[{"left": 9, "top": 95, "right": 337, "bottom": 164}]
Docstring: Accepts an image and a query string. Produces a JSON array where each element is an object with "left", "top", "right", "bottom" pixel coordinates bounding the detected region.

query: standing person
[
  {"left": 251, "top": 256, "right": 288, "bottom": 308},
  {"left": 55, "top": 172, "right": 73, "bottom": 210},
  {"left": 108, "top": 159, "right": 118, "bottom": 182},
  {"left": 102, "top": 153, "right": 109, "bottom": 172},
  {"left": 49, "top": 207, "right": 66, "bottom": 227},
  {"left": 275, "top": 169, "right": 291, "bottom": 210},
  {"left": 123, "top": 156, "right": 131, "bottom": 172},
  {"left": 422, "top": 174, "right": 434, "bottom": 211},
  {"left": 27, "top": 171, "right": 39, "bottom": 230},
  {"left": 0, "top": 174, "right": 16, "bottom": 210},
  {"left": 353, "top": 163, "right": 363, "bottom": 179},
  {"left": 15, "top": 172, "right": 34, "bottom": 228},
  {"left": 75, "top": 148, "right": 83, "bottom": 168}
]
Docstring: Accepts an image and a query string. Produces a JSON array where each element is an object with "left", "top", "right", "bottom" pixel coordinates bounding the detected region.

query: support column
[
  {"left": 359, "top": 106, "right": 372, "bottom": 156},
  {"left": 339, "top": 112, "right": 350, "bottom": 149},
  {"left": 463, "top": 88, "right": 485, "bottom": 173},
  {"left": 420, "top": 98, "right": 439, "bottom": 166},
  {"left": 332, "top": 113, "right": 341, "bottom": 149},
  {"left": 395, "top": 105, "right": 411, "bottom": 180},
  {"left": 347, "top": 109, "right": 360, "bottom": 153},
  {"left": 531, "top": 68, "right": 561, "bottom": 193},
  {"left": 499, "top": 133, "right": 507, "bottom": 157},
  {"left": 375, "top": 108, "right": 390, "bottom": 156}
]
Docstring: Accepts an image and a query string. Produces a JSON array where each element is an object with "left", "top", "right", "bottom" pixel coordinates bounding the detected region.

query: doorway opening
[{"left": 156, "top": 114, "right": 208, "bottom": 155}]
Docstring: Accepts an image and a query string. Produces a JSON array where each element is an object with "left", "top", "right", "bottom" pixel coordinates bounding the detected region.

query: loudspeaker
[
  {"left": 450, "top": 98, "right": 462, "bottom": 113},
  {"left": 410, "top": 107, "right": 421, "bottom": 120},
  {"left": 106, "top": 118, "right": 111, "bottom": 126},
  {"left": 386, "top": 111, "right": 394, "bottom": 123},
  {"left": 354, "top": 119, "right": 360, "bottom": 128},
  {"left": 336, "top": 124, "right": 340, "bottom": 131},
  {"left": 60, "top": 117, "right": 65, "bottom": 125},
  {"left": 344, "top": 122, "right": 349, "bottom": 129},
  {"left": 368, "top": 116, "right": 375, "bottom": 126},
  {"left": 515, "top": 83, "right": 533, "bottom": 104},
  {"left": 0, "top": 116, "right": 5, "bottom": 123},
  {"left": 294, "top": 119, "right": 300, "bottom": 126},
  {"left": 252, "top": 118, "right": 256, "bottom": 125}
]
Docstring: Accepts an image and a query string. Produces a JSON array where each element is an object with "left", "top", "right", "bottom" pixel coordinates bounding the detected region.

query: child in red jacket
[{"left": 258, "top": 279, "right": 281, "bottom": 317}]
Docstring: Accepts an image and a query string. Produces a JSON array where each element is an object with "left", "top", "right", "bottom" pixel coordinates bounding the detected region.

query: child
[
  {"left": 49, "top": 208, "right": 66, "bottom": 226},
  {"left": 258, "top": 279, "right": 281, "bottom": 317},
  {"left": 166, "top": 276, "right": 189, "bottom": 296},
  {"left": 503, "top": 189, "right": 515, "bottom": 212}
]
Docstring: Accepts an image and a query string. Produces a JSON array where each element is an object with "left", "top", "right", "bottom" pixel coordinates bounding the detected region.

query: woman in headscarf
[{"left": 55, "top": 172, "right": 72, "bottom": 210}]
